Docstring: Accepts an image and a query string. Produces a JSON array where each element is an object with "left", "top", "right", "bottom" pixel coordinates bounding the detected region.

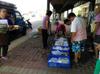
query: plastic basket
[
  {"left": 51, "top": 46, "right": 70, "bottom": 52},
  {"left": 51, "top": 50, "right": 69, "bottom": 56},
  {"left": 48, "top": 54, "right": 71, "bottom": 69}
]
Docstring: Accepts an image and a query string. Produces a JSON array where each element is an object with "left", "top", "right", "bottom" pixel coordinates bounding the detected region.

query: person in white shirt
[{"left": 68, "top": 13, "right": 87, "bottom": 64}]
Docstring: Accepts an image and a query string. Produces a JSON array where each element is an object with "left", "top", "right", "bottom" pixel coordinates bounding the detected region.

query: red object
[{"left": 56, "top": 24, "right": 66, "bottom": 33}]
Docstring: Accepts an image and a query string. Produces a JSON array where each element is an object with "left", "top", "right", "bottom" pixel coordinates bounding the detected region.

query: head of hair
[
  {"left": 64, "top": 19, "right": 70, "bottom": 24},
  {"left": 68, "top": 13, "right": 76, "bottom": 19},
  {"left": 0, "top": 7, "right": 7, "bottom": 11},
  {"left": 0, "top": 8, "right": 7, "bottom": 18},
  {"left": 46, "top": 10, "right": 52, "bottom": 16}
]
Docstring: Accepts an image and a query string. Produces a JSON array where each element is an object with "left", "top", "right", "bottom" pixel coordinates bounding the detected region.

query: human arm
[
  {"left": 93, "top": 22, "right": 100, "bottom": 37},
  {"left": 71, "top": 32, "right": 76, "bottom": 42},
  {"left": 70, "top": 18, "right": 78, "bottom": 42},
  {"left": 46, "top": 20, "right": 49, "bottom": 29}
]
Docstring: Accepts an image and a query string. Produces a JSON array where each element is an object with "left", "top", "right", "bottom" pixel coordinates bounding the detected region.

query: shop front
[{"left": 73, "top": 2, "right": 90, "bottom": 17}]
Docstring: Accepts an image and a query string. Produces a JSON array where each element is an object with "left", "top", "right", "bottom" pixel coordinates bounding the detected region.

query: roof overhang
[{"left": 50, "top": 0, "right": 92, "bottom": 13}]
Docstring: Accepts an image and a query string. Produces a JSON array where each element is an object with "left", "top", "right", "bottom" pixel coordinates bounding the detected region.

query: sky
[{"left": 1, "top": 0, "right": 48, "bottom": 20}]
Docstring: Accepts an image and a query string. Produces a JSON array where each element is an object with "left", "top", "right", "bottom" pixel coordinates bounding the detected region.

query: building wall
[{"left": 96, "top": 0, "right": 100, "bottom": 4}]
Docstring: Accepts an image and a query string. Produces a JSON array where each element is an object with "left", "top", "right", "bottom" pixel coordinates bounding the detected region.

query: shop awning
[{"left": 49, "top": 0, "right": 91, "bottom": 13}]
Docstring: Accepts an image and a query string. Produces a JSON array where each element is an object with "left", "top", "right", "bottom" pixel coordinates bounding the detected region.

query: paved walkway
[{"left": 0, "top": 35, "right": 96, "bottom": 74}]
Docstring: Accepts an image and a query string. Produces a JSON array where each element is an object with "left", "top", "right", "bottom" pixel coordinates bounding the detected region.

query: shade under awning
[{"left": 49, "top": 0, "right": 91, "bottom": 13}]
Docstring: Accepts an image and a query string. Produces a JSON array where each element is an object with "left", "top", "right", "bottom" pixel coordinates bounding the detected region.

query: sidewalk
[
  {"left": 9, "top": 30, "right": 34, "bottom": 51},
  {"left": 0, "top": 34, "right": 96, "bottom": 74}
]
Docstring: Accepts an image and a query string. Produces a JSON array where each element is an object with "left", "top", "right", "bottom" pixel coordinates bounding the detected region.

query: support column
[
  {"left": 47, "top": 0, "right": 50, "bottom": 11},
  {"left": 71, "top": 9, "right": 73, "bottom": 12},
  {"left": 67, "top": 10, "right": 69, "bottom": 17},
  {"left": 61, "top": 12, "right": 64, "bottom": 20},
  {"left": 52, "top": 9, "right": 55, "bottom": 20},
  {"left": 47, "top": 0, "right": 51, "bottom": 34},
  {"left": 59, "top": 13, "right": 61, "bottom": 20},
  {"left": 88, "top": 0, "right": 95, "bottom": 25},
  {"left": 67, "top": 11, "right": 68, "bottom": 15},
  {"left": 87, "top": 0, "right": 95, "bottom": 34},
  {"left": 89, "top": 0, "right": 95, "bottom": 11}
]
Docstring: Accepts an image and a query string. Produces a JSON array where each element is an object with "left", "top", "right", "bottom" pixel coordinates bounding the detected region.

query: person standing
[
  {"left": 94, "top": 10, "right": 100, "bottom": 59},
  {"left": 68, "top": 13, "right": 87, "bottom": 65},
  {"left": 42, "top": 11, "right": 52, "bottom": 49},
  {"left": 0, "top": 8, "right": 11, "bottom": 60}
]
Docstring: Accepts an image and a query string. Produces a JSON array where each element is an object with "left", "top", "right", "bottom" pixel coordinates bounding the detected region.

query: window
[{"left": 15, "top": 12, "right": 22, "bottom": 19}]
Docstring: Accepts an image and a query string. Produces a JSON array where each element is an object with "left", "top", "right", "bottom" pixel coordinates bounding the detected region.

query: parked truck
[{"left": 0, "top": 1, "right": 27, "bottom": 40}]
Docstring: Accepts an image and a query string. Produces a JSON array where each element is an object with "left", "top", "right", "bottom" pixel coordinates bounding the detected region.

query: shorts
[{"left": 72, "top": 40, "right": 86, "bottom": 53}]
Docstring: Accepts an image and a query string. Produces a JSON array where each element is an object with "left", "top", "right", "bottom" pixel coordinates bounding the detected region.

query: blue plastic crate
[
  {"left": 54, "top": 45, "right": 69, "bottom": 48},
  {"left": 51, "top": 50, "right": 69, "bottom": 56},
  {"left": 48, "top": 54, "right": 71, "bottom": 69},
  {"left": 51, "top": 46, "right": 70, "bottom": 52}
]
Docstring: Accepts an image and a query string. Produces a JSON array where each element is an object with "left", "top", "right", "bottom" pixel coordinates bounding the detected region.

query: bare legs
[
  {"left": 95, "top": 44, "right": 100, "bottom": 58},
  {"left": 74, "top": 52, "right": 81, "bottom": 63}
]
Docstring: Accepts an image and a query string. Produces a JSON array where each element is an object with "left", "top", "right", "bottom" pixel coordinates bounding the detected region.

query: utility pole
[{"left": 87, "top": 0, "right": 95, "bottom": 35}]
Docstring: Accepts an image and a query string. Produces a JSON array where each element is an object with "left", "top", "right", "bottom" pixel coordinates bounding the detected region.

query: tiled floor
[{"left": 0, "top": 36, "right": 96, "bottom": 74}]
